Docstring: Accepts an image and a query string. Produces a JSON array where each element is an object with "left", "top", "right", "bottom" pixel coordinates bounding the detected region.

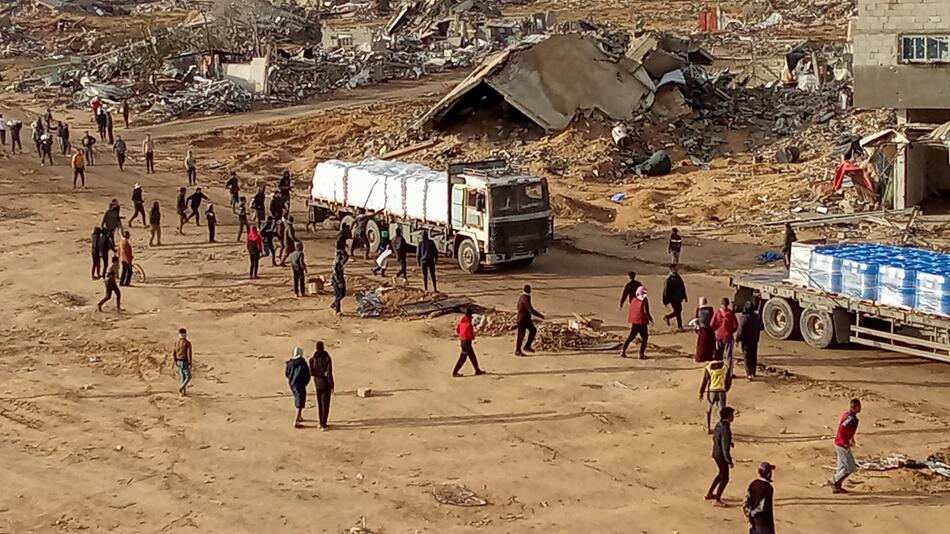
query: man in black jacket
[
  {"left": 416, "top": 230, "right": 438, "bottom": 292},
  {"left": 736, "top": 301, "right": 765, "bottom": 379},
  {"left": 186, "top": 187, "right": 209, "bottom": 226},
  {"left": 744, "top": 462, "right": 776, "bottom": 534},
  {"left": 129, "top": 184, "right": 146, "bottom": 227},
  {"left": 309, "top": 341, "right": 334, "bottom": 430},
  {"left": 391, "top": 227, "right": 408, "bottom": 284},
  {"left": 515, "top": 285, "right": 545, "bottom": 356},
  {"left": 96, "top": 225, "right": 115, "bottom": 275},
  {"left": 705, "top": 406, "right": 735, "bottom": 506},
  {"left": 252, "top": 185, "right": 267, "bottom": 223},
  {"left": 176, "top": 187, "right": 188, "bottom": 234},
  {"left": 662, "top": 264, "right": 688, "bottom": 329}
]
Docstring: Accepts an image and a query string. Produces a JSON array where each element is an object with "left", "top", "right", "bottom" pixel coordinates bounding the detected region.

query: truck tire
[
  {"left": 762, "top": 297, "right": 800, "bottom": 340},
  {"left": 365, "top": 220, "right": 381, "bottom": 254},
  {"left": 800, "top": 308, "right": 836, "bottom": 349},
  {"left": 456, "top": 239, "right": 480, "bottom": 274}
]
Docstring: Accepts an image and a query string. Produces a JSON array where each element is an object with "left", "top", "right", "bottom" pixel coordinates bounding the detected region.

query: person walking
[
  {"left": 744, "top": 463, "right": 776, "bottom": 534},
  {"left": 269, "top": 191, "right": 285, "bottom": 221},
  {"left": 205, "top": 204, "right": 217, "bottom": 242},
  {"left": 185, "top": 150, "right": 197, "bottom": 185},
  {"left": 236, "top": 196, "right": 249, "bottom": 241},
  {"left": 695, "top": 296, "right": 716, "bottom": 362},
  {"left": 705, "top": 406, "right": 735, "bottom": 506},
  {"left": 372, "top": 230, "right": 392, "bottom": 277},
  {"left": 113, "top": 135, "right": 127, "bottom": 171},
  {"left": 662, "top": 264, "right": 688, "bottom": 329},
  {"left": 669, "top": 228, "right": 683, "bottom": 265},
  {"left": 279, "top": 170, "right": 292, "bottom": 211},
  {"left": 335, "top": 223, "right": 351, "bottom": 258},
  {"left": 285, "top": 346, "right": 311, "bottom": 428},
  {"left": 71, "top": 148, "right": 86, "bottom": 188},
  {"left": 453, "top": 308, "right": 485, "bottom": 377},
  {"left": 176, "top": 187, "right": 188, "bottom": 234},
  {"left": 142, "top": 133, "right": 155, "bottom": 174},
  {"left": 96, "top": 224, "right": 115, "bottom": 275},
  {"left": 330, "top": 252, "right": 347, "bottom": 315},
  {"left": 350, "top": 212, "right": 372, "bottom": 260},
  {"left": 121, "top": 100, "right": 130, "bottom": 129},
  {"left": 417, "top": 230, "right": 439, "bottom": 292},
  {"left": 289, "top": 241, "right": 307, "bottom": 297},
  {"left": 0, "top": 114, "right": 6, "bottom": 148},
  {"left": 736, "top": 301, "right": 764, "bottom": 379},
  {"left": 172, "top": 328, "right": 193, "bottom": 396},
  {"left": 56, "top": 121, "right": 70, "bottom": 155},
  {"left": 279, "top": 216, "right": 297, "bottom": 266},
  {"left": 31, "top": 118, "right": 44, "bottom": 158},
  {"left": 95, "top": 109, "right": 107, "bottom": 142},
  {"left": 91, "top": 227, "right": 102, "bottom": 279},
  {"left": 225, "top": 172, "right": 240, "bottom": 214},
  {"left": 699, "top": 352, "right": 731, "bottom": 433},
  {"left": 711, "top": 298, "right": 739, "bottom": 376},
  {"left": 782, "top": 223, "right": 797, "bottom": 270},
  {"left": 149, "top": 201, "right": 162, "bottom": 247},
  {"left": 621, "top": 286, "right": 653, "bottom": 359},
  {"left": 129, "top": 183, "right": 146, "bottom": 227},
  {"left": 96, "top": 256, "right": 122, "bottom": 312},
  {"left": 831, "top": 398, "right": 862, "bottom": 494},
  {"left": 106, "top": 111, "right": 114, "bottom": 145},
  {"left": 9, "top": 119, "right": 23, "bottom": 153},
  {"left": 391, "top": 227, "right": 408, "bottom": 285},
  {"left": 515, "top": 285, "right": 544, "bottom": 356},
  {"left": 252, "top": 185, "right": 266, "bottom": 223},
  {"left": 246, "top": 226, "right": 263, "bottom": 279},
  {"left": 118, "top": 231, "right": 133, "bottom": 287},
  {"left": 261, "top": 216, "right": 277, "bottom": 266},
  {"left": 39, "top": 134, "right": 54, "bottom": 166},
  {"left": 619, "top": 272, "right": 643, "bottom": 310},
  {"left": 81, "top": 131, "right": 95, "bottom": 166},
  {"left": 101, "top": 199, "right": 122, "bottom": 237},
  {"left": 186, "top": 187, "right": 209, "bottom": 226},
  {"left": 309, "top": 341, "right": 334, "bottom": 430}
]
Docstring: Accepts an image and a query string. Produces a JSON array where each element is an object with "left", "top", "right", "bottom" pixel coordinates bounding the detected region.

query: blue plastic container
[
  {"left": 841, "top": 259, "right": 879, "bottom": 300},
  {"left": 915, "top": 271, "right": 950, "bottom": 316},
  {"left": 809, "top": 250, "right": 842, "bottom": 293},
  {"left": 878, "top": 264, "right": 916, "bottom": 309}
]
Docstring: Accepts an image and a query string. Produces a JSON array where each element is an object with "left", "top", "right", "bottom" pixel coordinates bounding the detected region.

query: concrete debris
[
  {"left": 473, "top": 310, "right": 619, "bottom": 352},
  {"left": 386, "top": 0, "right": 501, "bottom": 37},
  {"left": 147, "top": 79, "right": 251, "bottom": 119},
  {"left": 431, "top": 484, "right": 488, "bottom": 507}
]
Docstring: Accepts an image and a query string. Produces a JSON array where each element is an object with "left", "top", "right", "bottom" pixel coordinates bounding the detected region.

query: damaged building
[
  {"left": 416, "top": 33, "right": 655, "bottom": 132},
  {"left": 853, "top": 0, "right": 950, "bottom": 211}
]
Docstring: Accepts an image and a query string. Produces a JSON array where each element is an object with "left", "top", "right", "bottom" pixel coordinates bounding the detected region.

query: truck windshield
[{"left": 491, "top": 182, "right": 548, "bottom": 216}]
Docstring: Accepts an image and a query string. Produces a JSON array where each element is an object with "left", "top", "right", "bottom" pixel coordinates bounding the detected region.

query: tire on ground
[
  {"left": 799, "top": 308, "right": 836, "bottom": 349},
  {"left": 456, "top": 239, "right": 480, "bottom": 274},
  {"left": 762, "top": 297, "right": 800, "bottom": 340}
]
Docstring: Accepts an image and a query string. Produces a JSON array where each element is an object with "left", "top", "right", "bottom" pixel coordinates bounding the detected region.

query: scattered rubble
[
  {"left": 431, "top": 483, "right": 488, "bottom": 507},
  {"left": 474, "top": 311, "right": 619, "bottom": 352}
]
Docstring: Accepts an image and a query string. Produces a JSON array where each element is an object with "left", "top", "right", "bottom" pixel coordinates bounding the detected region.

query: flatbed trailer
[{"left": 731, "top": 271, "right": 950, "bottom": 364}]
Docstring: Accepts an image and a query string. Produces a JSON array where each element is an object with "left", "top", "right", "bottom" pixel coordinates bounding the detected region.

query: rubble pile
[
  {"left": 473, "top": 311, "right": 618, "bottom": 352},
  {"left": 386, "top": 0, "right": 502, "bottom": 36},
  {"left": 146, "top": 78, "right": 251, "bottom": 119}
]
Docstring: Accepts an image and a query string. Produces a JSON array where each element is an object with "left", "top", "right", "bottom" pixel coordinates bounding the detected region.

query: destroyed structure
[{"left": 853, "top": 0, "right": 950, "bottom": 212}]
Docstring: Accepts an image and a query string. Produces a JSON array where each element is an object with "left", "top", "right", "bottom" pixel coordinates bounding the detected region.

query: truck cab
[{"left": 448, "top": 160, "right": 553, "bottom": 273}]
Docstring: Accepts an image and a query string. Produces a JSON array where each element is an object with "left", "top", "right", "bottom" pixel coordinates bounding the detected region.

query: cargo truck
[
  {"left": 308, "top": 158, "right": 553, "bottom": 273},
  {"left": 731, "top": 242, "right": 950, "bottom": 364}
]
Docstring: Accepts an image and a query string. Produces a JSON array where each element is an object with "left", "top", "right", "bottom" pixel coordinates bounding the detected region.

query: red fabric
[
  {"left": 834, "top": 411, "right": 859, "bottom": 448},
  {"left": 246, "top": 227, "right": 263, "bottom": 252},
  {"left": 711, "top": 308, "right": 738, "bottom": 340},
  {"left": 457, "top": 316, "right": 475, "bottom": 341},
  {"left": 91, "top": 100, "right": 101, "bottom": 115},
  {"left": 119, "top": 239, "right": 133, "bottom": 263},
  {"left": 627, "top": 298, "right": 648, "bottom": 325},
  {"left": 695, "top": 326, "right": 716, "bottom": 362},
  {"left": 832, "top": 162, "right": 874, "bottom": 191}
]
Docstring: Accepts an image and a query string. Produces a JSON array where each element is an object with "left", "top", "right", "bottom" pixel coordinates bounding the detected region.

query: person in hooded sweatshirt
[
  {"left": 453, "top": 308, "right": 485, "bottom": 377},
  {"left": 309, "top": 341, "right": 334, "bottom": 430},
  {"left": 744, "top": 462, "right": 776, "bottom": 534},
  {"left": 416, "top": 230, "right": 439, "bottom": 292},
  {"left": 285, "top": 346, "right": 311, "bottom": 428},
  {"left": 695, "top": 297, "right": 716, "bottom": 363},
  {"left": 736, "top": 301, "right": 765, "bottom": 379},
  {"left": 662, "top": 264, "right": 688, "bottom": 329}
]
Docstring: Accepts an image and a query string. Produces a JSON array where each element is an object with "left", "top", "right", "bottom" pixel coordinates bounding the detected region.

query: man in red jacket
[
  {"left": 453, "top": 308, "right": 485, "bottom": 377},
  {"left": 831, "top": 398, "right": 861, "bottom": 494},
  {"left": 710, "top": 297, "right": 739, "bottom": 375}
]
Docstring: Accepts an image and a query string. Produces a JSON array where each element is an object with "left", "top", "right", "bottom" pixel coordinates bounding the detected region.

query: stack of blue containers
[{"left": 807, "top": 243, "right": 950, "bottom": 317}]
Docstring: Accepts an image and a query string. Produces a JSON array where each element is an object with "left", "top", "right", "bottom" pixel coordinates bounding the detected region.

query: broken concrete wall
[{"left": 223, "top": 56, "right": 269, "bottom": 94}]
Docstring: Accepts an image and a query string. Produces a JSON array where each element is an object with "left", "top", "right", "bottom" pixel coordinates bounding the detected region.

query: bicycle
[{"left": 131, "top": 263, "right": 146, "bottom": 284}]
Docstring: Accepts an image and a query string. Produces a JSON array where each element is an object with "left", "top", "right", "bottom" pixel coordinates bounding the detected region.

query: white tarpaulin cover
[{"left": 312, "top": 159, "right": 449, "bottom": 224}]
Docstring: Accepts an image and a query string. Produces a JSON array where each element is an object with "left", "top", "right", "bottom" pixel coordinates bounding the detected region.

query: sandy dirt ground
[{"left": 1, "top": 82, "right": 950, "bottom": 534}]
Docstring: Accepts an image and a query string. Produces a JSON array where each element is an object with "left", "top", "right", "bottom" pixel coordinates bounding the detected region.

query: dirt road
[{"left": 1, "top": 91, "right": 948, "bottom": 534}]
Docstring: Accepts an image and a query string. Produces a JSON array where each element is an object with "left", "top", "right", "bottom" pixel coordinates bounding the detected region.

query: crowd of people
[{"left": 4, "top": 100, "right": 869, "bottom": 534}]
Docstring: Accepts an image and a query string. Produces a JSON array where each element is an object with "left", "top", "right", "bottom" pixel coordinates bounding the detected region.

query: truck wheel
[
  {"left": 762, "top": 297, "right": 800, "bottom": 340},
  {"left": 365, "top": 220, "right": 381, "bottom": 253},
  {"left": 800, "top": 308, "right": 836, "bottom": 349},
  {"left": 456, "top": 239, "right": 480, "bottom": 274}
]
